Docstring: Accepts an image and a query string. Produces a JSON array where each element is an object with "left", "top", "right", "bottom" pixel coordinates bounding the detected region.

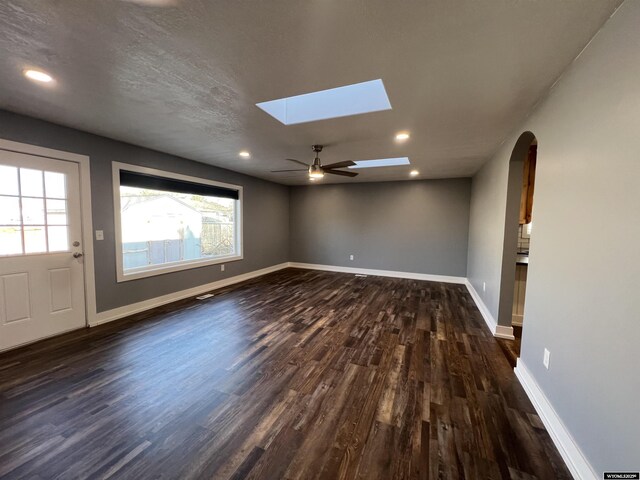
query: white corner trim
[
  {"left": 515, "top": 360, "right": 597, "bottom": 480},
  {"left": 288, "top": 262, "right": 467, "bottom": 285},
  {"left": 464, "top": 280, "right": 515, "bottom": 339},
  {"left": 90, "top": 262, "right": 289, "bottom": 327}
]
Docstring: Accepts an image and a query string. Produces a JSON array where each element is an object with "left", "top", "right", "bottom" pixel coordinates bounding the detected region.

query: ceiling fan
[{"left": 271, "top": 145, "right": 358, "bottom": 179}]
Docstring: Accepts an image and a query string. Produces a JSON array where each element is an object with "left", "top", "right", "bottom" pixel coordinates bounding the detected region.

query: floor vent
[
  {"left": 355, "top": 274, "right": 368, "bottom": 277},
  {"left": 196, "top": 293, "right": 214, "bottom": 300}
]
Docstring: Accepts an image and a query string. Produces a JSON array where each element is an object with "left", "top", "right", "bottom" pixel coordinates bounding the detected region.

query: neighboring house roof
[
  {"left": 121, "top": 195, "right": 201, "bottom": 214},
  {"left": 121, "top": 196, "right": 203, "bottom": 243}
]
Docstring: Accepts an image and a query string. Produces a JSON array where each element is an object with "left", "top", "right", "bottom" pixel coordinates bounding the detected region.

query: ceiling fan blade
[
  {"left": 285, "top": 158, "right": 309, "bottom": 167},
  {"left": 324, "top": 169, "right": 358, "bottom": 177},
  {"left": 322, "top": 160, "right": 356, "bottom": 170},
  {"left": 270, "top": 169, "right": 308, "bottom": 173}
]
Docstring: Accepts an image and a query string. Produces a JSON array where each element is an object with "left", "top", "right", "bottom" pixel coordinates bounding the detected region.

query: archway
[{"left": 497, "top": 131, "right": 537, "bottom": 365}]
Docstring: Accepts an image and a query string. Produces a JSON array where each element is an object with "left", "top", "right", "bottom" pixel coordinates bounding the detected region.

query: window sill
[{"left": 116, "top": 254, "right": 243, "bottom": 283}]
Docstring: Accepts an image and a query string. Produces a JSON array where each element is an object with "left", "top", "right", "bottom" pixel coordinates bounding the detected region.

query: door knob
[{"left": 73, "top": 252, "right": 84, "bottom": 258}]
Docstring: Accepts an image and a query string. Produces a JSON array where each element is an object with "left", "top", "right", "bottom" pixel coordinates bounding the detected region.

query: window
[
  {"left": 113, "top": 163, "right": 242, "bottom": 282},
  {"left": 348, "top": 157, "right": 411, "bottom": 169},
  {"left": 0, "top": 165, "right": 69, "bottom": 256},
  {"left": 256, "top": 79, "right": 392, "bottom": 125}
]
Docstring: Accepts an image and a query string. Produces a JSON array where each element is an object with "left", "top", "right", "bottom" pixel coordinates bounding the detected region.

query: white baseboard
[
  {"left": 92, "top": 262, "right": 513, "bottom": 345},
  {"left": 290, "top": 263, "right": 515, "bottom": 340},
  {"left": 515, "top": 360, "right": 597, "bottom": 480},
  {"left": 464, "top": 280, "right": 515, "bottom": 339},
  {"left": 92, "top": 261, "right": 465, "bottom": 328},
  {"left": 494, "top": 324, "right": 515, "bottom": 339},
  {"left": 90, "top": 262, "right": 289, "bottom": 327},
  {"left": 288, "top": 262, "right": 467, "bottom": 285},
  {"left": 512, "top": 313, "right": 524, "bottom": 326}
]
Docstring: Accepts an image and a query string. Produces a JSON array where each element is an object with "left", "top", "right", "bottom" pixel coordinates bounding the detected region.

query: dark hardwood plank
[{"left": 0, "top": 268, "right": 570, "bottom": 479}]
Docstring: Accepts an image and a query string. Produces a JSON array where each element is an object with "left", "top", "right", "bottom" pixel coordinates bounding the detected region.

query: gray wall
[
  {"left": 497, "top": 133, "right": 532, "bottom": 328},
  {"left": 467, "top": 0, "right": 639, "bottom": 472},
  {"left": 0, "top": 110, "right": 290, "bottom": 312},
  {"left": 290, "top": 179, "right": 471, "bottom": 277}
]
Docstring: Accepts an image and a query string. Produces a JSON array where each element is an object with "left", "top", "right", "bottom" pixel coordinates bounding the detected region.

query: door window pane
[
  {"left": 24, "top": 226, "right": 47, "bottom": 253},
  {"left": 46, "top": 199, "right": 68, "bottom": 225},
  {"left": 48, "top": 226, "right": 69, "bottom": 252},
  {"left": 45, "top": 171, "right": 67, "bottom": 199},
  {"left": 20, "top": 168, "right": 44, "bottom": 197},
  {"left": 21, "top": 198, "right": 45, "bottom": 225},
  {"left": 0, "top": 197, "right": 21, "bottom": 224},
  {"left": 0, "top": 227, "right": 23, "bottom": 255},
  {"left": 0, "top": 165, "right": 71, "bottom": 256},
  {"left": 0, "top": 166, "right": 19, "bottom": 195}
]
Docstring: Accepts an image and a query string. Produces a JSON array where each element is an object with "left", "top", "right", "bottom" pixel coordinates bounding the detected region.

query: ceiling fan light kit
[
  {"left": 309, "top": 164, "right": 325, "bottom": 179},
  {"left": 271, "top": 144, "right": 359, "bottom": 181}
]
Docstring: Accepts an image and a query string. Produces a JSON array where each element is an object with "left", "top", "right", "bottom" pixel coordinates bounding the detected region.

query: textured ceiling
[{"left": 0, "top": 0, "right": 622, "bottom": 185}]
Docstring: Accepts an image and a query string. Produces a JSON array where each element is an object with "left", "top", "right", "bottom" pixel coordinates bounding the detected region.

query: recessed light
[
  {"left": 24, "top": 69, "right": 53, "bottom": 83},
  {"left": 395, "top": 132, "right": 410, "bottom": 141},
  {"left": 238, "top": 151, "right": 250, "bottom": 158},
  {"left": 410, "top": 170, "right": 419, "bottom": 176}
]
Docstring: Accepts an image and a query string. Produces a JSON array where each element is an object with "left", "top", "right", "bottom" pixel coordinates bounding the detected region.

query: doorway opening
[
  {"left": 497, "top": 132, "right": 537, "bottom": 368},
  {"left": 0, "top": 139, "right": 95, "bottom": 352}
]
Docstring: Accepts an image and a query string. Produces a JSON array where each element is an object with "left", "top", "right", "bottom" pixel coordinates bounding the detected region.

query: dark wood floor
[{"left": 0, "top": 268, "right": 570, "bottom": 479}]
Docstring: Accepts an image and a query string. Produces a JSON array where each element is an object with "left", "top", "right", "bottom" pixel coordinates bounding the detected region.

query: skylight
[
  {"left": 349, "top": 157, "right": 411, "bottom": 169},
  {"left": 256, "top": 79, "right": 391, "bottom": 125}
]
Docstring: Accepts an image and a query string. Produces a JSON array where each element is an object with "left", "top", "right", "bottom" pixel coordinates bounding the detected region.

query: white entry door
[{"left": 0, "top": 150, "right": 86, "bottom": 351}]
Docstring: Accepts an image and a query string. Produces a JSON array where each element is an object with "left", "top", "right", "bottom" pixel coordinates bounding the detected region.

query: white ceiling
[{"left": 0, "top": 0, "right": 622, "bottom": 185}]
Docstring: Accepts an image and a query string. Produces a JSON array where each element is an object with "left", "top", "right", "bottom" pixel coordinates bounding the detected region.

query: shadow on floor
[{"left": 497, "top": 325, "right": 523, "bottom": 369}]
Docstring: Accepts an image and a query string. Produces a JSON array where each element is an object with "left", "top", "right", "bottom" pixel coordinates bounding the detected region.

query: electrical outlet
[
  {"left": 95, "top": 230, "right": 104, "bottom": 241},
  {"left": 482, "top": 282, "right": 486, "bottom": 292},
  {"left": 349, "top": 254, "right": 354, "bottom": 261},
  {"left": 221, "top": 264, "right": 225, "bottom": 272},
  {"left": 543, "top": 348, "right": 551, "bottom": 369}
]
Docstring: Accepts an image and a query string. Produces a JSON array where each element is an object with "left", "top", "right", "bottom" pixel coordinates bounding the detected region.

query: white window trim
[{"left": 112, "top": 162, "right": 243, "bottom": 282}]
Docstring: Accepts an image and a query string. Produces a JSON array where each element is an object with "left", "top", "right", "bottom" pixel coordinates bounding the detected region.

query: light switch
[{"left": 95, "top": 230, "right": 104, "bottom": 241}]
